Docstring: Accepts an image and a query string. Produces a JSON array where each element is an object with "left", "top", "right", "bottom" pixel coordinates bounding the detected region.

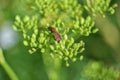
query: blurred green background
[{"left": 0, "top": 0, "right": 120, "bottom": 80}]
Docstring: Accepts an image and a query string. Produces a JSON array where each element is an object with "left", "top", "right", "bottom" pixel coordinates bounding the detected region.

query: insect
[{"left": 48, "top": 26, "right": 61, "bottom": 42}]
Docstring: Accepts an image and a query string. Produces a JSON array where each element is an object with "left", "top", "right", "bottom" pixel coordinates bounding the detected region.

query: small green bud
[
  {"left": 32, "top": 48, "right": 36, "bottom": 52},
  {"left": 50, "top": 53, "right": 54, "bottom": 58},
  {"left": 23, "top": 40, "right": 29, "bottom": 46},
  {"left": 72, "top": 58, "right": 77, "bottom": 62},
  {"left": 92, "top": 28, "right": 99, "bottom": 33},
  {"left": 23, "top": 16, "right": 30, "bottom": 22},
  {"left": 13, "top": 25, "right": 17, "bottom": 31},
  {"left": 27, "top": 36, "right": 30, "bottom": 40},
  {"left": 41, "top": 48, "right": 45, "bottom": 53},
  {"left": 65, "top": 49, "right": 69, "bottom": 56},
  {"left": 64, "top": 34, "right": 68, "bottom": 40},
  {"left": 66, "top": 61, "right": 69, "bottom": 67},
  {"left": 58, "top": 55, "right": 63, "bottom": 59},
  {"left": 32, "top": 43, "right": 37, "bottom": 47},
  {"left": 40, "top": 33, "right": 44, "bottom": 37},
  {"left": 69, "top": 49, "right": 74, "bottom": 58},
  {"left": 64, "top": 57, "right": 68, "bottom": 61},
  {"left": 91, "top": 8, "right": 95, "bottom": 13},
  {"left": 80, "top": 48, "right": 85, "bottom": 53},
  {"left": 60, "top": 45, "right": 65, "bottom": 50},
  {"left": 73, "top": 44, "right": 77, "bottom": 49},
  {"left": 110, "top": 9, "right": 115, "bottom": 14},
  {"left": 39, "top": 44, "right": 42, "bottom": 48},
  {"left": 28, "top": 49, "right": 33, "bottom": 54},
  {"left": 50, "top": 45, "right": 54, "bottom": 51},
  {"left": 31, "top": 38, "right": 35, "bottom": 43},
  {"left": 84, "top": 6, "right": 89, "bottom": 11},
  {"left": 113, "top": 4, "right": 118, "bottom": 8},
  {"left": 81, "top": 17, "right": 85, "bottom": 25},
  {"left": 70, "top": 38, "right": 74, "bottom": 44},
  {"left": 80, "top": 55, "right": 84, "bottom": 60},
  {"left": 32, "top": 34, "right": 36, "bottom": 39},
  {"left": 34, "top": 29, "right": 38, "bottom": 34},
  {"left": 23, "top": 33, "right": 27, "bottom": 39},
  {"left": 15, "top": 15, "right": 21, "bottom": 22},
  {"left": 72, "top": 30, "right": 76, "bottom": 34}
]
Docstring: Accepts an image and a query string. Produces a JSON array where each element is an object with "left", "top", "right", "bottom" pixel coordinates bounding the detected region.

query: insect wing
[
  {"left": 53, "top": 32, "right": 61, "bottom": 42},
  {"left": 48, "top": 26, "right": 61, "bottom": 42}
]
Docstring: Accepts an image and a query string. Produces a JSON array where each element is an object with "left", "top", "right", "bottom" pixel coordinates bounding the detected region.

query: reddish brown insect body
[{"left": 48, "top": 26, "right": 61, "bottom": 42}]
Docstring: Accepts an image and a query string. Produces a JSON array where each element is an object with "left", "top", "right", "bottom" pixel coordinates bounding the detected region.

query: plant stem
[
  {"left": 0, "top": 48, "right": 19, "bottom": 80},
  {"left": 42, "top": 52, "right": 62, "bottom": 80}
]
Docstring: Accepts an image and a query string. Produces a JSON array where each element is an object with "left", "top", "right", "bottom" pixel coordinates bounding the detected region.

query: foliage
[
  {"left": 0, "top": 0, "right": 119, "bottom": 80},
  {"left": 80, "top": 61, "right": 120, "bottom": 80},
  {"left": 13, "top": 0, "right": 117, "bottom": 66}
]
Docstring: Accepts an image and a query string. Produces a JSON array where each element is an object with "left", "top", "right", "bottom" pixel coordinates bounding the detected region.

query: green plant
[
  {"left": 80, "top": 61, "right": 120, "bottom": 80},
  {"left": 13, "top": 0, "right": 117, "bottom": 66},
  {"left": 0, "top": 48, "right": 19, "bottom": 80},
  {"left": 12, "top": 0, "right": 117, "bottom": 80}
]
